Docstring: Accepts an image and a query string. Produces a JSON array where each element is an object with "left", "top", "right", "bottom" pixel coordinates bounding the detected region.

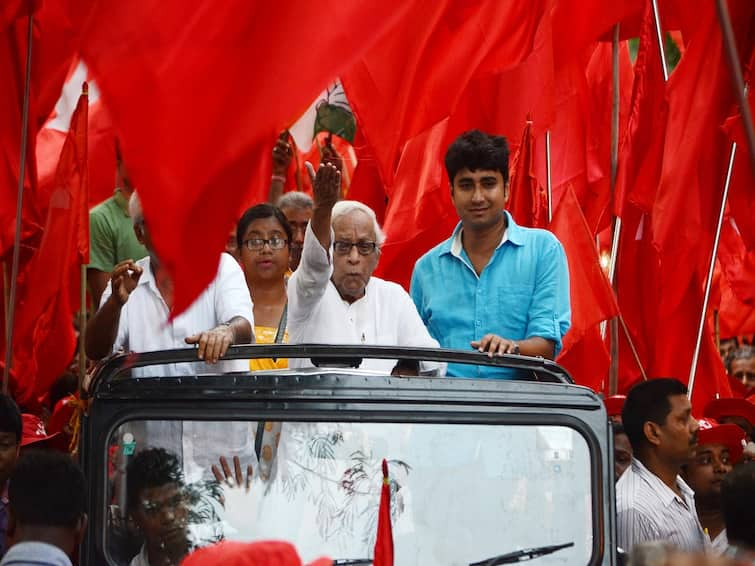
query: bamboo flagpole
[
  {"left": 608, "top": 23, "right": 621, "bottom": 395},
  {"left": 687, "top": 142, "right": 737, "bottom": 398},
  {"left": 3, "top": 10, "right": 34, "bottom": 395}
]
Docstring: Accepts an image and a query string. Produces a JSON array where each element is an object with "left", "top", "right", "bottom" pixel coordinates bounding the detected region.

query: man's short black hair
[
  {"left": 622, "top": 378, "right": 688, "bottom": 453},
  {"left": 0, "top": 394, "right": 22, "bottom": 443},
  {"left": 236, "top": 204, "right": 293, "bottom": 250},
  {"left": 127, "top": 448, "right": 184, "bottom": 511},
  {"left": 444, "top": 129, "right": 510, "bottom": 186},
  {"left": 9, "top": 450, "right": 86, "bottom": 528},
  {"left": 721, "top": 462, "right": 755, "bottom": 547}
]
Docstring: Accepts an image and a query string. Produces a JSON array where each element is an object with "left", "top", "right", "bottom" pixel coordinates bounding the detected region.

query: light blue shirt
[{"left": 410, "top": 211, "right": 570, "bottom": 378}]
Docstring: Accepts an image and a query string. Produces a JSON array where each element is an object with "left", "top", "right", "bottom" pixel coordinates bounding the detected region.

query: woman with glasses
[{"left": 236, "top": 204, "right": 291, "bottom": 371}]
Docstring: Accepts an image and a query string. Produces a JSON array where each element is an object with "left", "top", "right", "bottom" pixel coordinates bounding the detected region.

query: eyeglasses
[
  {"left": 333, "top": 241, "right": 378, "bottom": 255},
  {"left": 243, "top": 237, "right": 288, "bottom": 251}
]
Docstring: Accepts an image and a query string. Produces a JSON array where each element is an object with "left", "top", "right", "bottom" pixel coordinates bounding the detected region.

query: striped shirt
[{"left": 616, "top": 458, "right": 707, "bottom": 553}]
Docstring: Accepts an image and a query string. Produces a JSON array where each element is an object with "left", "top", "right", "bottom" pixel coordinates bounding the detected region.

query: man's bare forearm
[
  {"left": 85, "top": 296, "right": 123, "bottom": 360},
  {"left": 518, "top": 337, "right": 556, "bottom": 359},
  {"left": 224, "top": 315, "right": 253, "bottom": 344}
]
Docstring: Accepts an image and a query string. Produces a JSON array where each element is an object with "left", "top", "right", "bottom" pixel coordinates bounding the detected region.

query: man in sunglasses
[{"left": 287, "top": 163, "right": 442, "bottom": 375}]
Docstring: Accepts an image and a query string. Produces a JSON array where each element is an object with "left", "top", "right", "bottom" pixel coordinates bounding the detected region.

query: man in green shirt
[{"left": 87, "top": 142, "right": 147, "bottom": 307}]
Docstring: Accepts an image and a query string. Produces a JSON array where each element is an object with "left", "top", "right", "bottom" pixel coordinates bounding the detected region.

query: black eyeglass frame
[
  {"left": 333, "top": 240, "right": 379, "bottom": 256},
  {"left": 242, "top": 237, "right": 289, "bottom": 251}
]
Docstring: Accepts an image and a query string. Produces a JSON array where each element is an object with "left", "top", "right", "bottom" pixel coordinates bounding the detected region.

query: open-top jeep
[{"left": 80, "top": 345, "right": 618, "bottom": 565}]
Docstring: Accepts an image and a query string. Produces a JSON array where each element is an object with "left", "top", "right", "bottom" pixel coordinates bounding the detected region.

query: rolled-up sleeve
[
  {"left": 525, "top": 239, "right": 571, "bottom": 355},
  {"left": 214, "top": 254, "right": 254, "bottom": 327}
]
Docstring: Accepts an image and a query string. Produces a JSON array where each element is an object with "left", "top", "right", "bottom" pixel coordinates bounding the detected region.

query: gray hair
[
  {"left": 128, "top": 191, "right": 144, "bottom": 226},
  {"left": 277, "top": 191, "right": 313, "bottom": 211},
  {"left": 725, "top": 345, "right": 754, "bottom": 374},
  {"left": 331, "top": 200, "right": 385, "bottom": 245}
]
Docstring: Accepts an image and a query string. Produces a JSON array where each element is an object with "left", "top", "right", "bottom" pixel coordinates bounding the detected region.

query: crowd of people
[{"left": 1, "top": 128, "right": 754, "bottom": 565}]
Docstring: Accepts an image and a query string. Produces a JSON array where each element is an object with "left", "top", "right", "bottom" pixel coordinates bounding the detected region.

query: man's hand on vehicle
[
  {"left": 471, "top": 334, "right": 519, "bottom": 357},
  {"left": 185, "top": 324, "right": 235, "bottom": 363}
]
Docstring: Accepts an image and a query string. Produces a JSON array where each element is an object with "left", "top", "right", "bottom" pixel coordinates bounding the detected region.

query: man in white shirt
[
  {"left": 86, "top": 192, "right": 253, "bottom": 374},
  {"left": 288, "top": 163, "right": 441, "bottom": 374},
  {"left": 85, "top": 192, "right": 255, "bottom": 482},
  {"left": 616, "top": 378, "right": 707, "bottom": 554}
]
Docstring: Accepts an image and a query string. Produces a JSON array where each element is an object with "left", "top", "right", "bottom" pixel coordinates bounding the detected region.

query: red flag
[
  {"left": 341, "top": 0, "right": 551, "bottom": 186},
  {"left": 373, "top": 459, "right": 393, "bottom": 566},
  {"left": 551, "top": 186, "right": 619, "bottom": 390},
  {"left": 373, "top": 118, "right": 458, "bottom": 290},
  {"left": 722, "top": 79, "right": 755, "bottom": 251},
  {"left": 0, "top": 0, "right": 81, "bottom": 257},
  {"left": 9, "top": 85, "right": 88, "bottom": 404},
  {"left": 75, "top": 0, "right": 417, "bottom": 315},
  {"left": 614, "top": 0, "right": 668, "bottom": 217},
  {"left": 508, "top": 121, "right": 547, "bottom": 228},
  {"left": 347, "top": 130, "right": 387, "bottom": 225}
]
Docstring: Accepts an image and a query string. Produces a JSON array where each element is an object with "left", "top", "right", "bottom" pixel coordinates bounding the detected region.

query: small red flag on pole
[{"left": 373, "top": 459, "right": 394, "bottom": 566}]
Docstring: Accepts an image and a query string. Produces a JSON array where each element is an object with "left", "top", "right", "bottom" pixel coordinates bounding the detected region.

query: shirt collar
[
  {"left": 113, "top": 188, "right": 131, "bottom": 216},
  {"left": 442, "top": 211, "right": 524, "bottom": 257},
  {"left": 632, "top": 458, "right": 694, "bottom": 508}
]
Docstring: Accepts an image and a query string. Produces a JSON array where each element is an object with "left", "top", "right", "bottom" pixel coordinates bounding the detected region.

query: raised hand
[
  {"left": 306, "top": 161, "right": 341, "bottom": 211},
  {"left": 110, "top": 259, "right": 143, "bottom": 306},
  {"left": 272, "top": 131, "right": 293, "bottom": 175}
]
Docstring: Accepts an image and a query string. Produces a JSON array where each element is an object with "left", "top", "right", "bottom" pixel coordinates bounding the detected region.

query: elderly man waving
[{"left": 288, "top": 163, "right": 441, "bottom": 374}]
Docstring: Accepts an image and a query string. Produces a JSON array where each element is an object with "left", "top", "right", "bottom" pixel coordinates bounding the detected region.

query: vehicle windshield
[{"left": 105, "top": 419, "right": 594, "bottom": 565}]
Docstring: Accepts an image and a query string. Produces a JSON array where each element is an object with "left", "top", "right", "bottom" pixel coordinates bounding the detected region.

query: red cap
[
  {"left": 604, "top": 395, "right": 626, "bottom": 418},
  {"left": 703, "top": 397, "right": 755, "bottom": 427},
  {"left": 180, "top": 541, "right": 331, "bottom": 566},
  {"left": 20, "top": 414, "right": 60, "bottom": 447},
  {"left": 697, "top": 418, "right": 746, "bottom": 463}
]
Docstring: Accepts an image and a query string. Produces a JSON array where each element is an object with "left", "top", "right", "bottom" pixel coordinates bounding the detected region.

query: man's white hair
[
  {"left": 128, "top": 191, "right": 144, "bottom": 225},
  {"left": 331, "top": 200, "right": 385, "bottom": 245}
]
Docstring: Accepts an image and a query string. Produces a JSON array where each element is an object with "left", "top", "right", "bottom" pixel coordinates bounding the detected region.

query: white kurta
[
  {"left": 288, "top": 224, "right": 443, "bottom": 373},
  {"left": 101, "top": 253, "right": 253, "bottom": 376}
]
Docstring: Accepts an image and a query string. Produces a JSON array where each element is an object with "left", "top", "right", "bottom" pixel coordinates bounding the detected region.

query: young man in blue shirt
[{"left": 410, "top": 130, "right": 570, "bottom": 378}]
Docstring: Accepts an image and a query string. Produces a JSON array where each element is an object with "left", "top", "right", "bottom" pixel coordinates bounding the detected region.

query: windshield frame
[{"left": 81, "top": 372, "right": 610, "bottom": 566}]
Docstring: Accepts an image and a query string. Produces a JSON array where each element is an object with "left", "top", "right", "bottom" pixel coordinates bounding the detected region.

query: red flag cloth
[
  {"left": 373, "top": 118, "right": 458, "bottom": 290},
  {"left": 76, "top": 0, "right": 416, "bottom": 315},
  {"left": 508, "top": 121, "right": 547, "bottom": 229},
  {"left": 373, "top": 459, "right": 394, "bottom": 566},
  {"left": 9, "top": 86, "right": 88, "bottom": 405},
  {"left": 614, "top": 0, "right": 668, "bottom": 217},
  {"left": 347, "top": 130, "right": 386, "bottom": 225},
  {"left": 557, "top": 325, "right": 611, "bottom": 393},
  {"left": 180, "top": 541, "right": 330, "bottom": 566},
  {"left": 0, "top": 0, "right": 81, "bottom": 257},
  {"left": 551, "top": 186, "right": 619, "bottom": 390},
  {"left": 722, "top": 81, "right": 755, "bottom": 251},
  {"left": 341, "top": 0, "right": 551, "bottom": 186}
]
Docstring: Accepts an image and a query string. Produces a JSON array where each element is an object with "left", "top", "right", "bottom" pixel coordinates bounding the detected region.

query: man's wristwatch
[{"left": 511, "top": 342, "right": 520, "bottom": 355}]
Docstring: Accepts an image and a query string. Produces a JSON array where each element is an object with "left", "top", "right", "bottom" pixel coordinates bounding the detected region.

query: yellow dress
[{"left": 249, "top": 325, "right": 288, "bottom": 371}]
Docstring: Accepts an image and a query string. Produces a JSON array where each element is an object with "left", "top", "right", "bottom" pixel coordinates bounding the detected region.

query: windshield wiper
[
  {"left": 469, "top": 542, "right": 574, "bottom": 565},
  {"left": 332, "top": 560, "right": 372, "bottom": 565}
]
